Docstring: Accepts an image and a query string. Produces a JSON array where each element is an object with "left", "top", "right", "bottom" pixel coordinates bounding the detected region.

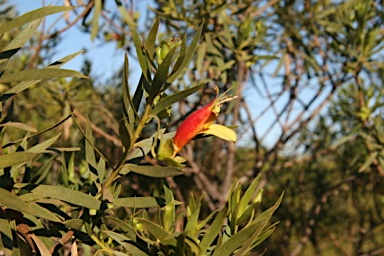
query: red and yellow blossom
[{"left": 172, "top": 86, "right": 237, "bottom": 157}]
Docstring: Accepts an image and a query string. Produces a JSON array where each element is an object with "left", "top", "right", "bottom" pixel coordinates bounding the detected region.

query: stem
[
  {"left": 102, "top": 104, "right": 152, "bottom": 191},
  {"left": 90, "top": 234, "right": 112, "bottom": 254}
]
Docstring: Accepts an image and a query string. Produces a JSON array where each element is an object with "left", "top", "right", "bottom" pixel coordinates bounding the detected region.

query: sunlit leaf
[
  {"left": 113, "top": 196, "right": 166, "bottom": 208},
  {"left": 0, "top": 6, "right": 74, "bottom": 34},
  {"left": 0, "top": 122, "right": 37, "bottom": 132},
  {"left": 0, "top": 68, "right": 88, "bottom": 83},
  {"left": 0, "top": 152, "right": 38, "bottom": 169},
  {"left": 16, "top": 184, "right": 101, "bottom": 210},
  {"left": 103, "top": 231, "right": 149, "bottom": 256},
  {"left": 167, "top": 22, "right": 204, "bottom": 83},
  {"left": 123, "top": 164, "right": 184, "bottom": 177},
  {"left": 150, "top": 81, "right": 207, "bottom": 116},
  {"left": 91, "top": 0, "right": 101, "bottom": 41}
]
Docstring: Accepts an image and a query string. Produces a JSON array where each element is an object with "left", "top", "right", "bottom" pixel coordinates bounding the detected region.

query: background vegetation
[{"left": 1, "top": 0, "right": 384, "bottom": 255}]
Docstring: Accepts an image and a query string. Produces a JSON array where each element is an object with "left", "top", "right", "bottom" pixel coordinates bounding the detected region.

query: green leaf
[
  {"left": 199, "top": 205, "right": 228, "bottom": 254},
  {"left": 27, "top": 133, "right": 61, "bottom": 153},
  {"left": 237, "top": 176, "right": 260, "bottom": 217},
  {"left": 91, "top": 0, "right": 101, "bottom": 41},
  {"left": 150, "top": 81, "right": 207, "bottom": 116},
  {"left": 97, "top": 158, "right": 106, "bottom": 184},
  {"left": 123, "top": 164, "right": 184, "bottom": 178},
  {"left": 150, "top": 46, "right": 177, "bottom": 100},
  {"left": 119, "top": 119, "right": 132, "bottom": 150},
  {"left": 32, "top": 155, "right": 56, "bottom": 184},
  {"left": 358, "top": 151, "right": 378, "bottom": 172},
  {"left": 105, "top": 216, "right": 136, "bottom": 240},
  {"left": 0, "top": 80, "right": 40, "bottom": 102},
  {"left": 18, "top": 192, "right": 45, "bottom": 201},
  {"left": 0, "top": 188, "right": 39, "bottom": 216},
  {"left": 167, "top": 22, "right": 204, "bottom": 83},
  {"left": 185, "top": 236, "right": 201, "bottom": 255},
  {"left": 27, "top": 203, "right": 62, "bottom": 222},
  {"left": 0, "top": 68, "right": 88, "bottom": 83},
  {"left": 17, "top": 184, "right": 101, "bottom": 210},
  {"left": 136, "top": 218, "right": 177, "bottom": 246},
  {"left": 0, "top": 122, "right": 37, "bottom": 132},
  {"left": 185, "top": 203, "right": 201, "bottom": 237},
  {"left": 0, "top": 218, "right": 12, "bottom": 252},
  {"left": 0, "top": 51, "right": 85, "bottom": 102},
  {"left": 146, "top": 17, "right": 160, "bottom": 57},
  {"left": 103, "top": 231, "right": 149, "bottom": 256},
  {"left": 172, "top": 34, "right": 187, "bottom": 72},
  {"left": 0, "top": 18, "right": 43, "bottom": 76},
  {"left": 212, "top": 222, "right": 261, "bottom": 256},
  {"left": 47, "top": 50, "right": 86, "bottom": 69},
  {"left": 122, "top": 54, "right": 139, "bottom": 120},
  {"left": 125, "top": 14, "right": 150, "bottom": 82},
  {"left": 113, "top": 196, "right": 166, "bottom": 208},
  {"left": 163, "top": 185, "right": 175, "bottom": 232},
  {"left": 0, "top": 6, "right": 74, "bottom": 35},
  {"left": 0, "top": 152, "right": 38, "bottom": 169},
  {"left": 132, "top": 75, "right": 144, "bottom": 112},
  {"left": 111, "top": 251, "right": 131, "bottom": 256},
  {"left": 115, "top": 0, "right": 137, "bottom": 26},
  {"left": 63, "top": 219, "right": 84, "bottom": 230}
]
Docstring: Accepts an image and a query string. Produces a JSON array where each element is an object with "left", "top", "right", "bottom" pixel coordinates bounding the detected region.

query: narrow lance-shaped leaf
[
  {"left": 150, "top": 81, "right": 208, "bottom": 116},
  {"left": 136, "top": 218, "right": 177, "bottom": 246},
  {"left": 0, "top": 188, "right": 39, "bottom": 215},
  {"left": 18, "top": 184, "right": 102, "bottom": 210},
  {"left": 27, "top": 133, "right": 61, "bottom": 153},
  {"left": 103, "top": 231, "right": 149, "bottom": 256},
  {"left": 0, "top": 122, "right": 37, "bottom": 132},
  {"left": 122, "top": 54, "right": 139, "bottom": 120},
  {"left": 149, "top": 46, "right": 177, "bottom": 101},
  {"left": 0, "top": 51, "right": 85, "bottom": 102},
  {"left": 199, "top": 205, "right": 228, "bottom": 254},
  {"left": 33, "top": 155, "right": 56, "bottom": 184},
  {"left": 0, "top": 18, "right": 43, "bottom": 76},
  {"left": 0, "top": 6, "right": 74, "bottom": 34},
  {"left": 125, "top": 13, "right": 150, "bottom": 82},
  {"left": 91, "top": 0, "right": 102, "bottom": 41},
  {"left": 167, "top": 22, "right": 204, "bottom": 83},
  {"left": 123, "top": 164, "right": 184, "bottom": 178},
  {"left": 113, "top": 196, "right": 166, "bottom": 208},
  {"left": 237, "top": 176, "right": 260, "bottom": 216},
  {"left": 146, "top": 16, "right": 160, "bottom": 57},
  {"left": 0, "top": 152, "right": 38, "bottom": 169},
  {"left": 0, "top": 68, "right": 88, "bottom": 83}
]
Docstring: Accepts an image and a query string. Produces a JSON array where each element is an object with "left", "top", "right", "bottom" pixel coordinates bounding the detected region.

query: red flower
[{"left": 172, "top": 86, "right": 237, "bottom": 156}]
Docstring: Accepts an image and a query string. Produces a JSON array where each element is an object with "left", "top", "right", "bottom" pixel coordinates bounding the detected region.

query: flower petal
[{"left": 198, "top": 124, "right": 237, "bottom": 143}]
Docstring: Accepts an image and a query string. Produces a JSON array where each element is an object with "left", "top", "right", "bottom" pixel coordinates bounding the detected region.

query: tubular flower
[{"left": 172, "top": 86, "right": 237, "bottom": 157}]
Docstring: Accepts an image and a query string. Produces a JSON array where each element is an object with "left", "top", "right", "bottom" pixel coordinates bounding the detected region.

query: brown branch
[{"left": 49, "top": 229, "right": 75, "bottom": 254}]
